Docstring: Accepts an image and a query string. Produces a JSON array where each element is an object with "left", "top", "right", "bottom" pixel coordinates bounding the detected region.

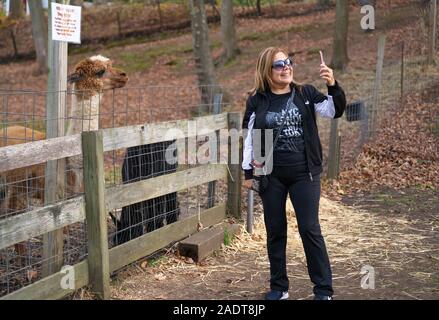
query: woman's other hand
[{"left": 243, "top": 179, "right": 253, "bottom": 189}]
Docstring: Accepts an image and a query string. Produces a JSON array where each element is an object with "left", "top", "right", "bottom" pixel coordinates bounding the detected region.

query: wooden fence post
[
  {"left": 369, "top": 34, "right": 386, "bottom": 137},
  {"left": 227, "top": 112, "right": 241, "bottom": 219},
  {"left": 207, "top": 93, "right": 223, "bottom": 208},
  {"left": 327, "top": 118, "right": 340, "bottom": 180},
  {"left": 82, "top": 130, "right": 110, "bottom": 300},
  {"left": 400, "top": 41, "right": 405, "bottom": 106},
  {"left": 42, "top": 0, "right": 69, "bottom": 277}
]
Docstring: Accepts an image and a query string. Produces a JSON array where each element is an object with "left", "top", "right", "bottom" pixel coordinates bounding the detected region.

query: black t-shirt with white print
[{"left": 265, "top": 89, "right": 307, "bottom": 168}]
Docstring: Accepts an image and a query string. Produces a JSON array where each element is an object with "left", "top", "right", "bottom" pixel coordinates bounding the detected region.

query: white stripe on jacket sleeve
[
  {"left": 314, "top": 95, "right": 336, "bottom": 118},
  {"left": 242, "top": 112, "right": 256, "bottom": 170}
]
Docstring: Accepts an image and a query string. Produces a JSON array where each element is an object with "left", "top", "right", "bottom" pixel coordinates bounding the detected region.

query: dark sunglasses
[{"left": 272, "top": 58, "right": 293, "bottom": 71}]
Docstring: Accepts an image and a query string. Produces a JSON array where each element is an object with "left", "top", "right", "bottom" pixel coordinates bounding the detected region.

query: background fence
[{"left": 304, "top": 37, "right": 439, "bottom": 179}]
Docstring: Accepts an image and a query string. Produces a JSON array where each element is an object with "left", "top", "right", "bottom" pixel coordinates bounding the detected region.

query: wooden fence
[{"left": 0, "top": 111, "right": 242, "bottom": 300}]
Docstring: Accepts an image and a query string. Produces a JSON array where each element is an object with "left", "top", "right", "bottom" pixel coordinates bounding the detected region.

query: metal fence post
[
  {"left": 327, "top": 118, "right": 340, "bottom": 180},
  {"left": 82, "top": 130, "right": 110, "bottom": 300},
  {"left": 246, "top": 189, "right": 254, "bottom": 234}
]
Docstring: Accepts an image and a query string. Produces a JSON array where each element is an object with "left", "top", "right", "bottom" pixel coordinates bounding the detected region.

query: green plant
[
  {"left": 148, "top": 255, "right": 168, "bottom": 267},
  {"left": 224, "top": 228, "right": 232, "bottom": 246}
]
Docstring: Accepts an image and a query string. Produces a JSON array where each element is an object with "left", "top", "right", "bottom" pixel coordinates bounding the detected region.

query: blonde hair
[{"left": 248, "top": 47, "right": 301, "bottom": 96}]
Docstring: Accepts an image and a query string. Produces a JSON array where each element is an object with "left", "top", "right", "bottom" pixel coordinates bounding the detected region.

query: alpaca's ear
[{"left": 67, "top": 72, "right": 84, "bottom": 83}]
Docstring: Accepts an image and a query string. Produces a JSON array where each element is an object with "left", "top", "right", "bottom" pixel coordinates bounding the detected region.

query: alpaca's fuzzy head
[{"left": 67, "top": 55, "right": 128, "bottom": 99}]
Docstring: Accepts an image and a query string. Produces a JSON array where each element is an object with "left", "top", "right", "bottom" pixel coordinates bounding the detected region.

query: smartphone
[{"left": 319, "top": 50, "right": 325, "bottom": 65}]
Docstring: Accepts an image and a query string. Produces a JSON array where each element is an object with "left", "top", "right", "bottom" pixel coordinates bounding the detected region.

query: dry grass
[{"left": 103, "top": 195, "right": 438, "bottom": 300}]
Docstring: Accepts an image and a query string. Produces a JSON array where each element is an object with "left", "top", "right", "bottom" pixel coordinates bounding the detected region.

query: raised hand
[{"left": 319, "top": 50, "right": 335, "bottom": 86}]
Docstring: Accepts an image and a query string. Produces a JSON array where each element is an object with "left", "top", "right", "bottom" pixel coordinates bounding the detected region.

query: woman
[{"left": 242, "top": 47, "right": 346, "bottom": 300}]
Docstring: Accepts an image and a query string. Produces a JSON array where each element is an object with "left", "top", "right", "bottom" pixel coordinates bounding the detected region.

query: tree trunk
[
  {"left": 29, "top": 0, "right": 48, "bottom": 74},
  {"left": 221, "top": 0, "right": 240, "bottom": 62},
  {"left": 427, "top": 0, "right": 437, "bottom": 65},
  {"left": 9, "top": 0, "right": 24, "bottom": 19},
  {"left": 189, "top": 0, "right": 218, "bottom": 112},
  {"left": 156, "top": 0, "right": 163, "bottom": 28},
  {"left": 331, "top": 0, "right": 349, "bottom": 72},
  {"left": 10, "top": 26, "right": 19, "bottom": 58},
  {"left": 256, "top": 0, "right": 262, "bottom": 16},
  {"left": 268, "top": 0, "right": 276, "bottom": 17}
]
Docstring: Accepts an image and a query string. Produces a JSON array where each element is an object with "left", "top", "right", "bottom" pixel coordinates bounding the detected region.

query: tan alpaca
[
  {"left": 0, "top": 126, "right": 46, "bottom": 258},
  {"left": 65, "top": 55, "right": 128, "bottom": 194},
  {"left": 0, "top": 55, "right": 127, "bottom": 261}
]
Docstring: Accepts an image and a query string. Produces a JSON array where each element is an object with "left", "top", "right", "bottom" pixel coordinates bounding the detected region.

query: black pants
[{"left": 260, "top": 166, "right": 333, "bottom": 296}]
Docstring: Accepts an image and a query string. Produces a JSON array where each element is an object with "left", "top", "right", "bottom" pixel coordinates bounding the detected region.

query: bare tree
[
  {"left": 331, "top": 0, "right": 349, "bottom": 72},
  {"left": 9, "top": 0, "right": 24, "bottom": 19},
  {"left": 155, "top": 0, "right": 163, "bottom": 28},
  {"left": 189, "top": 0, "right": 218, "bottom": 110},
  {"left": 220, "top": 0, "right": 240, "bottom": 63},
  {"left": 29, "top": 0, "right": 48, "bottom": 74},
  {"left": 427, "top": 0, "right": 437, "bottom": 65},
  {"left": 256, "top": 0, "right": 262, "bottom": 16}
]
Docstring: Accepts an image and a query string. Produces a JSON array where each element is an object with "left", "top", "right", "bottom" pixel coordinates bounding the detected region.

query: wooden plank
[
  {"left": 227, "top": 112, "right": 242, "bottom": 218},
  {"left": 102, "top": 113, "right": 228, "bottom": 152},
  {"left": 82, "top": 131, "right": 110, "bottom": 300},
  {"left": 0, "top": 196, "right": 85, "bottom": 250},
  {"left": 106, "top": 163, "right": 227, "bottom": 211},
  {"left": 1, "top": 260, "right": 89, "bottom": 300},
  {"left": 178, "top": 225, "right": 224, "bottom": 262},
  {"left": 0, "top": 113, "right": 226, "bottom": 172},
  {"left": 0, "top": 134, "right": 81, "bottom": 172},
  {"left": 109, "top": 203, "right": 226, "bottom": 273},
  {"left": 0, "top": 113, "right": 227, "bottom": 173}
]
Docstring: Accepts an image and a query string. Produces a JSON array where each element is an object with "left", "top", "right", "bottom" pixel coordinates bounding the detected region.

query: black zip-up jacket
[{"left": 242, "top": 81, "right": 346, "bottom": 181}]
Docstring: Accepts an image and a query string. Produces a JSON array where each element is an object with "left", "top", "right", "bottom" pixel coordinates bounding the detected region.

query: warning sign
[{"left": 51, "top": 3, "right": 81, "bottom": 44}]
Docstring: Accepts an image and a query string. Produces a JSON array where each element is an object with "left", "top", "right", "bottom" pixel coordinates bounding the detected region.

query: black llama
[{"left": 112, "top": 141, "right": 179, "bottom": 245}]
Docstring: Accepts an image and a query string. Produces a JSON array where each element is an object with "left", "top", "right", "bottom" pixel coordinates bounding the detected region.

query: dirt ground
[{"left": 84, "top": 185, "right": 437, "bottom": 300}]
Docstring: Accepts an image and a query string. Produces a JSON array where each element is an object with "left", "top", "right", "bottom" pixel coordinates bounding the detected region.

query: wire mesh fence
[
  {"left": 0, "top": 84, "right": 230, "bottom": 297},
  {"left": 316, "top": 40, "right": 439, "bottom": 176}
]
